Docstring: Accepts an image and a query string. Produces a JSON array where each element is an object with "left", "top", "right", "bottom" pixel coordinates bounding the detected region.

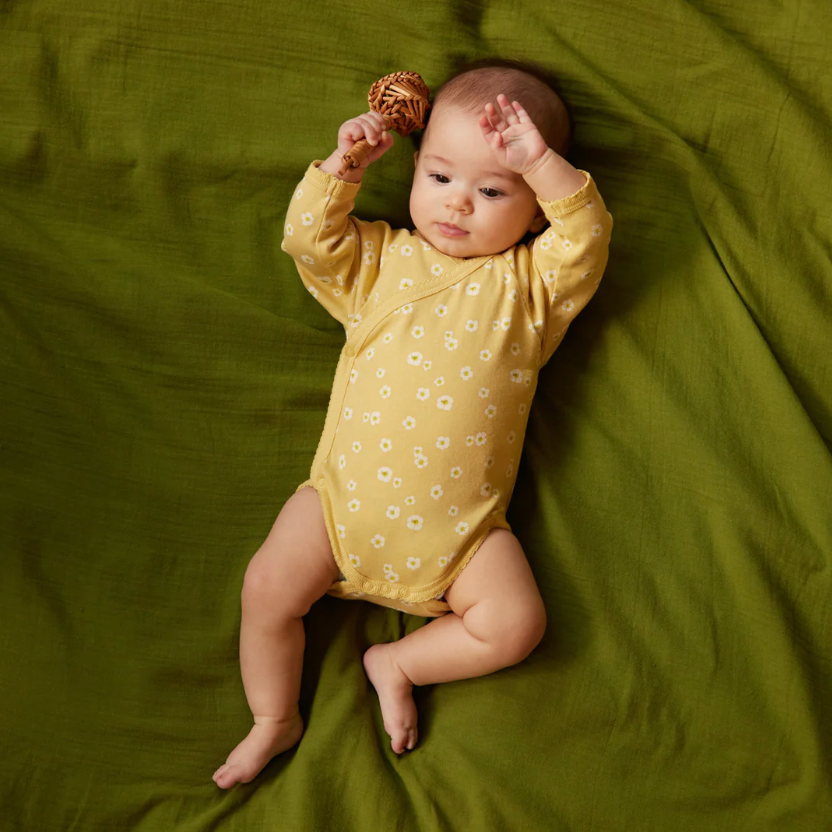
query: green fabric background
[{"left": 1, "top": 1, "right": 831, "bottom": 830}]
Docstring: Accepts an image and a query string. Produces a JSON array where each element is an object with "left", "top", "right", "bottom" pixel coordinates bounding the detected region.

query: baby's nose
[{"left": 447, "top": 191, "right": 473, "bottom": 213}]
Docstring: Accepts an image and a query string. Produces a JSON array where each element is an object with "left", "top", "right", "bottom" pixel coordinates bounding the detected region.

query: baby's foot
[
  {"left": 212, "top": 712, "right": 304, "bottom": 788},
  {"left": 363, "top": 643, "right": 418, "bottom": 754}
]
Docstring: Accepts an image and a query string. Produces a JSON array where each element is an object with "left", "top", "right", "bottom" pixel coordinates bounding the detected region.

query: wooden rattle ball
[{"left": 338, "top": 71, "right": 431, "bottom": 175}]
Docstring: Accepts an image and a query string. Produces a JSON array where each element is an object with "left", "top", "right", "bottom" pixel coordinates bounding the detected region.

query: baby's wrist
[{"left": 318, "top": 151, "right": 365, "bottom": 184}]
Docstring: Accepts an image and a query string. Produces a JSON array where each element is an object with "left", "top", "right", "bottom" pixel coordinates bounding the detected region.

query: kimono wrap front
[{"left": 281, "top": 161, "right": 613, "bottom": 616}]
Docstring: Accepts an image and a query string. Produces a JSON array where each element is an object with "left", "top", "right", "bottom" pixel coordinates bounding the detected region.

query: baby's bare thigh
[{"left": 252, "top": 487, "right": 339, "bottom": 592}]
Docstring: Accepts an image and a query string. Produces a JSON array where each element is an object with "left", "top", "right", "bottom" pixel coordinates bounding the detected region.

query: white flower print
[
  {"left": 393, "top": 477, "right": 402, "bottom": 488},
  {"left": 444, "top": 330, "right": 454, "bottom": 341},
  {"left": 348, "top": 499, "right": 360, "bottom": 512},
  {"left": 475, "top": 432, "right": 487, "bottom": 446},
  {"left": 445, "top": 337, "right": 459, "bottom": 351},
  {"left": 562, "top": 239, "right": 573, "bottom": 251},
  {"left": 455, "top": 521, "right": 469, "bottom": 535},
  {"left": 383, "top": 333, "right": 393, "bottom": 344},
  {"left": 363, "top": 251, "right": 376, "bottom": 265},
  {"left": 423, "top": 360, "right": 432, "bottom": 370},
  {"left": 510, "top": 370, "right": 523, "bottom": 383},
  {"left": 380, "top": 384, "right": 392, "bottom": 398},
  {"left": 411, "top": 326, "right": 425, "bottom": 339},
  {"left": 386, "top": 505, "right": 400, "bottom": 519},
  {"left": 364, "top": 241, "right": 375, "bottom": 251},
  {"left": 448, "top": 505, "right": 459, "bottom": 516},
  {"left": 511, "top": 343, "right": 521, "bottom": 356},
  {"left": 377, "top": 467, "right": 393, "bottom": 482},
  {"left": 370, "top": 411, "right": 381, "bottom": 425},
  {"left": 503, "top": 273, "right": 511, "bottom": 285},
  {"left": 460, "top": 366, "right": 473, "bottom": 381},
  {"left": 435, "top": 304, "right": 448, "bottom": 317},
  {"left": 337, "top": 524, "right": 346, "bottom": 539},
  {"left": 465, "top": 435, "right": 475, "bottom": 447},
  {"left": 430, "top": 485, "right": 443, "bottom": 500},
  {"left": 407, "top": 351, "right": 423, "bottom": 366},
  {"left": 479, "top": 387, "right": 490, "bottom": 398},
  {"left": 285, "top": 223, "right": 294, "bottom": 237},
  {"left": 349, "top": 553, "right": 361, "bottom": 567},
  {"left": 365, "top": 348, "right": 375, "bottom": 360},
  {"left": 436, "top": 436, "right": 450, "bottom": 450},
  {"left": 406, "top": 557, "right": 421, "bottom": 570},
  {"left": 592, "top": 223, "right": 603, "bottom": 236},
  {"left": 403, "top": 415, "right": 417, "bottom": 430},
  {"left": 388, "top": 243, "right": 399, "bottom": 252},
  {"left": 301, "top": 212, "right": 314, "bottom": 226},
  {"left": 434, "top": 376, "right": 445, "bottom": 387},
  {"left": 376, "top": 368, "right": 386, "bottom": 379},
  {"left": 352, "top": 441, "right": 362, "bottom": 453},
  {"left": 420, "top": 240, "right": 432, "bottom": 251},
  {"left": 414, "top": 454, "right": 428, "bottom": 469},
  {"left": 581, "top": 268, "right": 595, "bottom": 281},
  {"left": 333, "top": 288, "right": 342, "bottom": 296},
  {"left": 485, "top": 404, "right": 497, "bottom": 418},
  {"left": 562, "top": 299, "right": 575, "bottom": 313},
  {"left": 543, "top": 269, "right": 557, "bottom": 285},
  {"left": 485, "top": 455, "right": 495, "bottom": 468},
  {"left": 405, "top": 495, "right": 416, "bottom": 506},
  {"left": 437, "top": 395, "right": 453, "bottom": 411},
  {"left": 485, "top": 259, "right": 493, "bottom": 269},
  {"left": 363, "top": 412, "right": 370, "bottom": 423},
  {"left": 493, "top": 488, "right": 501, "bottom": 499},
  {"left": 465, "top": 319, "right": 479, "bottom": 332},
  {"left": 308, "top": 286, "right": 319, "bottom": 299},
  {"left": 417, "top": 387, "right": 430, "bottom": 401},
  {"left": 450, "top": 466, "right": 462, "bottom": 479},
  {"left": 509, "top": 289, "right": 517, "bottom": 303},
  {"left": 338, "top": 454, "right": 346, "bottom": 469},
  {"left": 519, "top": 403, "right": 527, "bottom": 415},
  {"left": 401, "top": 303, "right": 413, "bottom": 314},
  {"left": 401, "top": 244, "right": 414, "bottom": 256},
  {"left": 466, "top": 283, "right": 480, "bottom": 296},
  {"left": 371, "top": 534, "right": 385, "bottom": 549},
  {"left": 301, "top": 255, "right": 315, "bottom": 265},
  {"left": 480, "top": 483, "right": 492, "bottom": 497},
  {"left": 383, "top": 564, "right": 400, "bottom": 583},
  {"left": 508, "top": 431, "right": 517, "bottom": 443},
  {"left": 501, "top": 316, "right": 512, "bottom": 330},
  {"left": 406, "top": 515, "right": 424, "bottom": 531},
  {"left": 350, "top": 369, "right": 358, "bottom": 384},
  {"left": 538, "top": 235, "right": 552, "bottom": 251},
  {"left": 413, "top": 446, "right": 422, "bottom": 455},
  {"left": 347, "top": 479, "right": 357, "bottom": 491},
  {"left": 479, "top": 350, "right": 492, "bottom": 362},
  {"left": 431, "top": 264, "right": 444, "bottom": 276},
  {"left": 380, "top": 437, "right": 393, "bottom": 452},
  {"left": 438, "top": 555, "right": 448, "bottom": 567},
  {"left": 492, "top": 320, "right": 501, "bottom": 332},
  {"left": 399, "top": 277, "right": 414, "bottom": 290}
]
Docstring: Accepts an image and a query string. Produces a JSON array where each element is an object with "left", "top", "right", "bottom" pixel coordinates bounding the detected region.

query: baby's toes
[{"left": 406, "top": 728, "right": 418, "bottom": 751}]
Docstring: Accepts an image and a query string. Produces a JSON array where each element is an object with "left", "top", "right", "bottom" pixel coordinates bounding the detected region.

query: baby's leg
[
  {"left": 213, "top": 486, "right": 339, "bottom": 788},
  {"left": 363, "top": 529, "right": 546, "bottom": 753}
]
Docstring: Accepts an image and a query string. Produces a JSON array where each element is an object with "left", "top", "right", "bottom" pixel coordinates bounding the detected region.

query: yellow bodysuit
[{"left": 282, "top": 161, "right": 612, "bottom": 616}]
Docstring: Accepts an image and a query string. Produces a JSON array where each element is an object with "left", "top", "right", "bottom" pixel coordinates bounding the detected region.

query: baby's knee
[
  {"left": 241, "top": 554, "right": 309, "bottom": 619},
  {"left": 488, "top": 598, "right": 547, "bottom": 667}
]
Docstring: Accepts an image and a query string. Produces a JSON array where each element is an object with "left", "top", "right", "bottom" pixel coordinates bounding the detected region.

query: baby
[{"left": 213, "top": 61, "right": 613, "bottom": 788}]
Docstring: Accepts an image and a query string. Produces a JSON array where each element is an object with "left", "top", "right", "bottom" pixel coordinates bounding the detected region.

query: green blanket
[{"left": 2, "top": 1, "right": 830, "bottom": 829}]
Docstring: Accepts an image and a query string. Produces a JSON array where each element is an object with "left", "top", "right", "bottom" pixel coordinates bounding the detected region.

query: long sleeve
[
  {"left": 524, "top": 172, "right": 613, "bottom": 365},
  {"left": 281, "top": 161, "right": 394, "bottom": 330}
]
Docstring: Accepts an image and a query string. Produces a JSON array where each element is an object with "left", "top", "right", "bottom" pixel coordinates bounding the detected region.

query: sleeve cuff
[{"left": 303, "top": 160, "right": 363, "bottom": 199}]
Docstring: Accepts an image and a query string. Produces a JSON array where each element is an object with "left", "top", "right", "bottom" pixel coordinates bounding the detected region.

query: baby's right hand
[{"left": 336, "top": 111, "right": 393, "bottom": 168}]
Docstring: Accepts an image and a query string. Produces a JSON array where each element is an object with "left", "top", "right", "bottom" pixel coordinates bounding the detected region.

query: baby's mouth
[{"left": 437, "top": 223, "right": 469, "bottom": 238}]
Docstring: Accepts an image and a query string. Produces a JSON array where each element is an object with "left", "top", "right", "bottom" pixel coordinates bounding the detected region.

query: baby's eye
[
  {"left": 480, "top": 187, "right": 503, "bottom": 199},
  {"left": 429, "top": 174, "right": 450, "bottom": 184}
]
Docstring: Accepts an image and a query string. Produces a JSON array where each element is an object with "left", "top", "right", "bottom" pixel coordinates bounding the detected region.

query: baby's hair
[{"left": 424, "top": 58, "right": 573, "bottom": 157}]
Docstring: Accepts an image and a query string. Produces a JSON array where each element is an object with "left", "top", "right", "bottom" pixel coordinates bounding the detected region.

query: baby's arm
[
  {"left": 481, "top": 94, "right": 612, "bottom": 363},
  {"left": 281, "top": 113, "right": 394, "bottom": 328}
]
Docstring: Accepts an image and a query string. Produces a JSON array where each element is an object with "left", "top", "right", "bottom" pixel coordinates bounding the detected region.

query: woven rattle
[{"left": 338, "top": 71, "right": 431, "bottom": 176}]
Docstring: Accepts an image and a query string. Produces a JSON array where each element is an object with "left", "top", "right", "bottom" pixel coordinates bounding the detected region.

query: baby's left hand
[{"left": 479, "top": 94, "right": 550, "bottom": 176}]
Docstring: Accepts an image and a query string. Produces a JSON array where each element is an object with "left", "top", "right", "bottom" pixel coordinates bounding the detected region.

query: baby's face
[{"left": 409, "top": 105, "right": 542, "bottom": 258}]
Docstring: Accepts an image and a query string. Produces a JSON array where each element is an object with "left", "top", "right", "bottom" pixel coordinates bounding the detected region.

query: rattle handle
[{"left": 337, "top": 120, "right": 392, "bottom": 176}]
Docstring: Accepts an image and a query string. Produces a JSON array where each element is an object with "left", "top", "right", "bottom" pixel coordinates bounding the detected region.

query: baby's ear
[{"left": 529, "top": 207, "right": 547, "bottom": 233}]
